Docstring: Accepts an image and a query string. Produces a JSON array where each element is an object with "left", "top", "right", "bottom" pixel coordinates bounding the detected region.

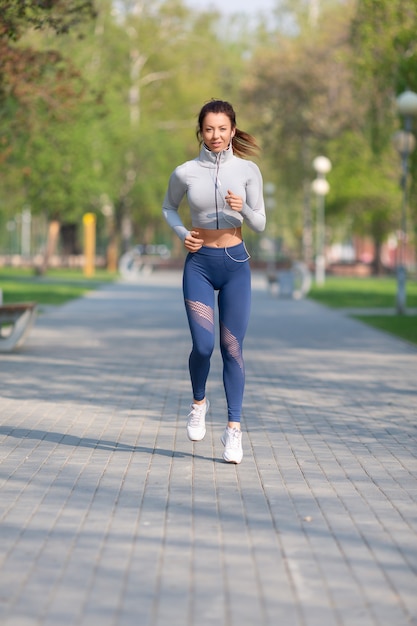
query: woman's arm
[
  {"left": 240, "top": 162, "right": 266, "bottom": 233},
  {"left": 162, "top": 167, "right": 190, "bottom": 241}
]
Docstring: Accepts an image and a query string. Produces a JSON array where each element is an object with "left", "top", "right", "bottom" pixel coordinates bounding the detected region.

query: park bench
[{"left": 0, "top": 302, "right": 37, "bottom": 352}]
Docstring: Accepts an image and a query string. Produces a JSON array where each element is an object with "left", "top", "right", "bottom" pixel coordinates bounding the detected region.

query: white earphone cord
[{"left": 215, "top": 161, "right": 251, "bottom": 263}]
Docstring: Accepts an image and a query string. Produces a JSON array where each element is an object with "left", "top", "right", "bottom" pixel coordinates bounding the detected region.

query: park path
[{"left": 1, "top": 271, "right": 416, "bottom": 626}]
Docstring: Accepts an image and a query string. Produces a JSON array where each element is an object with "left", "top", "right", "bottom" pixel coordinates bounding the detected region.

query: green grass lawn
[
  {"left": 352, "top": 314, "right": 417, "bottom": 345},
  {"left": 0, "top": 267, "right": 118, "bottom": 306},
  {"left": 308, "top": 276, "right": 417, "bottom": 345},
  {"left": 308, "top": 275, "right": 417, "bottom": 308}
]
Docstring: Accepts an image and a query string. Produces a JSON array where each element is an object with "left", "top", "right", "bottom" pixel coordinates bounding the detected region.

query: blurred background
[{"left": 1, "top": 0, "right": 417, "bottom": 282}]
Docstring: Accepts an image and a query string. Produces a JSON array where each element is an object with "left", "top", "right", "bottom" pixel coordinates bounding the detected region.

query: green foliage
[
  {"left": 325, "top": 131, "right": 401, "bottom": 244},
  {"left": 0, "top": 0, "right": 416, "bottom": 269},
  {"left": 349, "top": 0, "right": 417, "bottom": 264},
  {"left": 0, "top": 0, "right": 96, "bottom": 40},
  {"left": 350, "top": 0, "right": 417, "bottom": 156},
  {"left": 0, "top": 0, "right": 97, "bottom": 227},
  {"left": 0, "top": 0, "right": 249, "bottom": 247}
]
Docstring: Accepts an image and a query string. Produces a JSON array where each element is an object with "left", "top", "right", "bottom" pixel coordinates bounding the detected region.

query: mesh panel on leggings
[
  {"left": 221, "top": 323, "right": 244, "bottom": 371},
  {"left": 185, "top": 299, "right": 214, "bottom": 333}
]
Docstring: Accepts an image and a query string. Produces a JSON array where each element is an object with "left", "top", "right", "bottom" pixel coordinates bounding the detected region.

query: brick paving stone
[{"left": 0, "top": 271, "right": 416, "bottom": 626}]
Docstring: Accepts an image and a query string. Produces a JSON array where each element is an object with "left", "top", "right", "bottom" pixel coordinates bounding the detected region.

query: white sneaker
[
  {"left": 187, "top": 400, "right": 209, "bottom": 441},
  {"left": 221, "top": 427, "right": 243, "bottom": 464}
]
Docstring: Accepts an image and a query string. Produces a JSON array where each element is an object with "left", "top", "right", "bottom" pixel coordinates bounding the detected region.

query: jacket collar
[{"left": 198, "top": 143, "right": 234, "bottom": 167}]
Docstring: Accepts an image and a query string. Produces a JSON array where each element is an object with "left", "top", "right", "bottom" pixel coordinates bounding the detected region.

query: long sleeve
[
  {"left": 239, "top": 162, "right": 266, "bottom": 233},
  {"left": 162, "top": 166, "right": 190, "bottom": 242}
]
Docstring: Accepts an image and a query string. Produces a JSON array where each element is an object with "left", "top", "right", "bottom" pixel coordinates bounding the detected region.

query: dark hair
[{"left": 196, "top": 99, "right": 260, "bottom": 159}]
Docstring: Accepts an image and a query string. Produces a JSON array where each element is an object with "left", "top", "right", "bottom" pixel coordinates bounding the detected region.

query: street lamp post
[
  {"left": 312, "top": 156, "right": 332, "bottom": 286},
  {"left": 393, "top": 90, "right": 417, "bottom": 315}
]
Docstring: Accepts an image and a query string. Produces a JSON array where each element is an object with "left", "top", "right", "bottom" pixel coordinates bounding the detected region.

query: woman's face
[{"left": 201, "top": 112, "right": 235, "bottom": 153}]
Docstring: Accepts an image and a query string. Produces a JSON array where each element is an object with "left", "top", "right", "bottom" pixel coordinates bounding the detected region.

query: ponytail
[{"left": 232, "top": 128, "right": 260, "bottom": 159}]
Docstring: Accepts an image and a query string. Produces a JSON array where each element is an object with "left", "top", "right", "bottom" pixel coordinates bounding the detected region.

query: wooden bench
[{"left": 0, "top": 302, "right": 37, "bottom": 352}]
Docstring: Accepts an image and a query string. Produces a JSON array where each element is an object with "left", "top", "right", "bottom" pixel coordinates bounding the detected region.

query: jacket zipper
[{"left": 215, "top": 153, "right": 221, "bottom": 229}]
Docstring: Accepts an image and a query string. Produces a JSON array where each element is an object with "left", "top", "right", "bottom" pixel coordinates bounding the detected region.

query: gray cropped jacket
[{"left": 162, "top": 143, "right": 266, "bottom": 241}]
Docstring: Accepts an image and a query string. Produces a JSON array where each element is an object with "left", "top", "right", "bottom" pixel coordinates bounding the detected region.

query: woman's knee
[
  {"left": 220, "top": 324, "right": 244, "bottom": 366},
  {"left": 192, "top": 338, "right": 214, "bottom": 361}
]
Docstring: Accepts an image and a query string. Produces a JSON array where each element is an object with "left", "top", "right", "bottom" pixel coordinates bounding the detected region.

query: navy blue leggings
[{"left": 183, "top": 242, "right": 251, "bottom": 422}]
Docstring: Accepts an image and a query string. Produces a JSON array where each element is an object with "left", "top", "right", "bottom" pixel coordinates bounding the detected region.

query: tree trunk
[
  {"left": 372, "top": 237, "right": 384, "bottom": 275},
  {"left": 35, "top": 220, "right": 60, "bottom": 275}
]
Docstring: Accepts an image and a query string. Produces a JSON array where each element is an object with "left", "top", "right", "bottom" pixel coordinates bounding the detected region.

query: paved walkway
[{"left": 1, "top": 271, "right": 416, "bottom": 626}]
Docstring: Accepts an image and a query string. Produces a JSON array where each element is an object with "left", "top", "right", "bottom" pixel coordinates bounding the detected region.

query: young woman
[{"left": 162, "top": 99, "right": 266, "bottom": 463}]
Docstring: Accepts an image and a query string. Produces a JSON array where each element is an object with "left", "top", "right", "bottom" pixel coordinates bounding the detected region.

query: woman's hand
[
  {"left": 225, "top": 189, "right": 243, "bottom": 212},
  {"left": 184, "top": 230, "right": 204, "bottom": 252}
]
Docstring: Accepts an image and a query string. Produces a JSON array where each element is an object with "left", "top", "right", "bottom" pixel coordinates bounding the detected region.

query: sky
[{"left": 185, "top": 0, "right": 276, "bottom": 17}]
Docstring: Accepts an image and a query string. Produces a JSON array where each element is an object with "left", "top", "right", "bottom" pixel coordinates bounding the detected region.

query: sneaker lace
[
  {"left": 228, "top": 429, "right": 241, "bottom": 448},
  {"left": 188, "top": 404, "right": 205, "bottom": 427}
]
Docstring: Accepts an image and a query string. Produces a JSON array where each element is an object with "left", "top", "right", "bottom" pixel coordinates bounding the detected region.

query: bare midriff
[{"left": 195, "top": 227, "right": 243, "bottom": 248}]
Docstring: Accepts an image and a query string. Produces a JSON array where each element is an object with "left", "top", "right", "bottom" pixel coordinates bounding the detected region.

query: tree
[
  {"left": 57, "top": 0, "right": 250, "bottom": 253},
  {"left": 0, "top": 0, "right": 97, "bottom": 268},
  {"left": 240, "top": 0, "right": 415, "bottom": 272},
  {"left": 0, "top": 0, "right": 250, "bottom": 265},
  {"left": 241, "top": 1, "right": 357, "bottom": 261},
  {"left": 326, "top": 131, "right": 401, "bottom": 273},
  {"left": 0, "top": 0, "right": 96, "bottom": 160},
  {"left": 350, "top": 0, "right": 417, "bottom": 267}
]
